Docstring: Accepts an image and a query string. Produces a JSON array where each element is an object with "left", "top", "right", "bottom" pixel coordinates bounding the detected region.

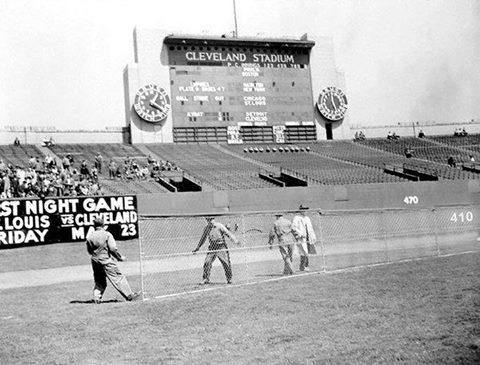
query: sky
[{"left": 0, "top": 0, "right": 479, "bottom": 130}]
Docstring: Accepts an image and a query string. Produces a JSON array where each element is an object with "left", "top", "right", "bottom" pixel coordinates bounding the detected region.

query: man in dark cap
[
  {"left": 86, "top": 217, "right": 139, "bottom": 303},
  {"left": 291, "top": 205, "right": 317, "bottom": 272},
  {"left": 268, "top": 212, "right": 294, "bottom": 275},
  {"left": 192, "top": 216, "right": 240, "bottom": 284}
]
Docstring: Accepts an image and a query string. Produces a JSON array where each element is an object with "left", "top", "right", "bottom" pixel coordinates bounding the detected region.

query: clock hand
[
  {"left": 150, "top": 101, "right": 165, "bottom": 111},
  {"left": 149, "top": 94, "right": 159, "bottom": 108},
  {"left": 330, "top": 94, "right": 338, "bottom": 111}
]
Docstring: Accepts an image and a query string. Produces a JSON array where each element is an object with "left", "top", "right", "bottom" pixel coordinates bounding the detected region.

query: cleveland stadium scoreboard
[{"left": 163, "top": 36, "right": 316, "bottom": 144}]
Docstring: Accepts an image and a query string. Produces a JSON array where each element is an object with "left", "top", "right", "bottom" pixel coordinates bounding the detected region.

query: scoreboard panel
[
  {"left": 165, "top": 38, "right": 316, "bottom": 143},
  {"left": 169, "top": 66, "right": 313, "bottom": 127}
]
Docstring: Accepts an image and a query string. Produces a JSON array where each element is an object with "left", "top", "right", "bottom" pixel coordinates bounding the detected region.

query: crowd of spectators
[
  {"left": 0, "top": 150, "right": 182, "bottom": 199},
  {"left": 454, "top": 128, "right": 468, "bottom": 137},
  {"left": 0, "top": 154, "right": 102, "bottom": 199},
  {"left": 387, "top": 131, "right": 400, "bottom": 141},
  {"left": 106, "top": 154, "right": 179, "bottom": 181}
]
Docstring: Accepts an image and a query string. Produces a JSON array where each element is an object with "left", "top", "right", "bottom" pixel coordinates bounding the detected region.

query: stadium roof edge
[{"left": 163, "top": 34, "right": 315, "bottom": 48}]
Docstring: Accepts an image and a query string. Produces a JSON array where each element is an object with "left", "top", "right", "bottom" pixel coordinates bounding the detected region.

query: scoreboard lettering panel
[{"left": 168, "top": 46, "right": 315, "bottom": 129}]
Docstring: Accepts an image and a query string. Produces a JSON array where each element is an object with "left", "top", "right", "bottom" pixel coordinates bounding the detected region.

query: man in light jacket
[{"left": 291, "top": 205, "right": 317, "bottom": 272}]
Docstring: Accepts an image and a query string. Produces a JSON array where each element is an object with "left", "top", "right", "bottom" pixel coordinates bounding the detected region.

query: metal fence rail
[{"left": 138, "top": 206, "right": 480, "bottom": 300}]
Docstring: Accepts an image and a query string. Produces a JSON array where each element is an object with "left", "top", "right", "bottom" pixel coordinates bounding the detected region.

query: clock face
[
  {"left": 317, "top": 86, "right": 348, "bottom": 121},
  {"left": 133, "top": 84, "right": 171, "bottom": 123}
]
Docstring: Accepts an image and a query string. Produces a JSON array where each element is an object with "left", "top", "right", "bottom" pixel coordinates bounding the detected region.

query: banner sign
[
  {"left": 0, "top": 196, "right": 138, "bottom": 249},
  {"left": 168, "top": 48, "right": 310, "bottom": 68}
]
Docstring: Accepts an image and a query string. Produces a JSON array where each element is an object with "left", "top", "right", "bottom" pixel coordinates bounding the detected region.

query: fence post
[
  {"left": 432, "top": 208, "right": 440, "bottom": 257},
  {"left": 138, "top": 217, "right": 146, "bottom": 301},
  {"left": 380, "top": 210, "right": 390, "bottom": 263},
  {"left": 317, "top": 211, "right": 327, "bottom": 272}
]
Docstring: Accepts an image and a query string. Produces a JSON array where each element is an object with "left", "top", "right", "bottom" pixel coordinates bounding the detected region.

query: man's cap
[
  {"left": 205, "top": 216, "right": 215, "bottom": 221},
  {"left": 275, "top": 212, "right": 284, "bottom": 216},
  {"left": 298, "top": 204, "right": 309, "bottom": 210},
  {"left": 93, "top": 218, "right": 104, "bottom": 227}
]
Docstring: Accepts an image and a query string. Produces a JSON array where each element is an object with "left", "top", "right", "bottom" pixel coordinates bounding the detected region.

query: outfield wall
[{"left": 136, "top": 179, "right": 480, "bottom": 215}]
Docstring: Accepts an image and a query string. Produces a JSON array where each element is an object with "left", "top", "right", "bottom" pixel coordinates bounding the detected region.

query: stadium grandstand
[{"left": 3, "top": 134, "right": 480, "bottom": 200}]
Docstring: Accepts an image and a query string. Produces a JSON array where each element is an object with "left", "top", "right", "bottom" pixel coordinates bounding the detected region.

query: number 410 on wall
[{"left": 450, "top": 211, "right": 474, "bottom": 223}]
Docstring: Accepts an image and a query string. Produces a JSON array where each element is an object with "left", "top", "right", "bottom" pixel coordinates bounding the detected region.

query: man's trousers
[
  {"left": 91, "top": 259, "right": 133, "bottom": 300},
  {"left": 296, "top": 238, "right": 309, "bottom": 271},
  {"left": 279, "top": 244, "right": 294, "bottom": 275},
  {"left": 203, "top": 245, "right": 232, "bottom": 283}
]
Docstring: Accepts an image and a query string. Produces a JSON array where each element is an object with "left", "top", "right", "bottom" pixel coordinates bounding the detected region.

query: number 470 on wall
[{"left": 403, "top": 196, "right": 419, "bottom": 204}]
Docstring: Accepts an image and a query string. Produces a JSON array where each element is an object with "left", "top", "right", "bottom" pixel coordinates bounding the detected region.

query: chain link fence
[{"left": 139, "top": 206, "right": 480, "bottom": 300}]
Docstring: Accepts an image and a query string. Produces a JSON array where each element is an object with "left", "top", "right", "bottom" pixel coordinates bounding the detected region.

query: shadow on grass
[{"left": 70, "top": 299, "right": 121, "bottom": 304}]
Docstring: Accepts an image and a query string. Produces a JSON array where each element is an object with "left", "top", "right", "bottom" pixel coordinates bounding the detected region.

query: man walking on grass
[
  {"left": 86, "top": 218, "right": 140, "bottom": 303},
  {"left": 268, "top": 212, "right": 295, "bottom": 275},
  {"left": 291, "top": 205, "right": 317, "bottom": 272}
]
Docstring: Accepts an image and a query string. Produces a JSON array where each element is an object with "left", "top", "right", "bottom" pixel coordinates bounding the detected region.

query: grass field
[{"left": 0, "top": 250, "right": 479, "bottom": 364}]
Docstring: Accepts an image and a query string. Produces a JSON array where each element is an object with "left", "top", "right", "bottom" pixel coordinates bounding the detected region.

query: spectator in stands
[
  {"left": 62, "top": 155, "right": 71, "bottom": 172},
  {"left": 80, "top": 160, "right": 90, "bottom": 180},
  {"left": 470, "top": 155, "right": 475, "bottom": 163},
  {"left": 28, "top": 156, "right": 37, "bottom": 171},
  {"left": 53, "top": 177, "right": 64, "bottom": 197},
  {"left": 44, "top": 154, "right": 55, "bottom": 169},
  {"left": 63, "top": 180, "right": 76, "bottom": 196},
  {"left": 108, "top": 159, "right": 117, "bottom": 180},
  {"left": 42, "top": 137, "right": 55, "bottom": 147},
  {"left": 78, "top": 179, "right": 90, "bottom": 196},
  {"left": 72, "top": 168, "right": 81, "bottom": 184},
  {"left": 454, "top": 128, "right": 468, "bottom": 137},
  {"left": 90, "top": 166, "right": 99, "bottom": 183},
  {"left": 0, "top": 159, "right": 6, "bottom": 174},
  {"left": 147, "top": 154, "right": 155, "bottom": 165},
  {"left": 354, "top": 131, "right": 366, "bottom": 141},
  {"left": 418, "top": 130, "right": 425, "bottom": 138},
  {"left": 139, "top": 165, "right": 149, "bottom": 179},
  {"left": 404, "top": 147, "right": 413, "bottom": 158},
  {"left": 388, "top": 131, "right": 400, "bottom": 141},
  {"left": 14, "top": 137, "right": 21, "bottom": 146},
  {"left": 151, "top": 160, "right": 160, "bottom": 176},
  {"left": 447, "top": 155, "right": 457, "bottom": 167},
  {"left": 89, "top": 181, "right": 101, "bottom": 196},
  {"left": 268, "top": 212, "right": 294, "bottom": 275},
  {"left": 94, "top": 153, "right": 103, "bottom": 174},
  {"left": 0, "top": 171, "right": 11, "bottom": 199},
  {"left": 291, "top": 205, "right": 317, "bottom": 272},
  {"left": 131, "top": 160, "right": 139, "bottom": 173}
]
